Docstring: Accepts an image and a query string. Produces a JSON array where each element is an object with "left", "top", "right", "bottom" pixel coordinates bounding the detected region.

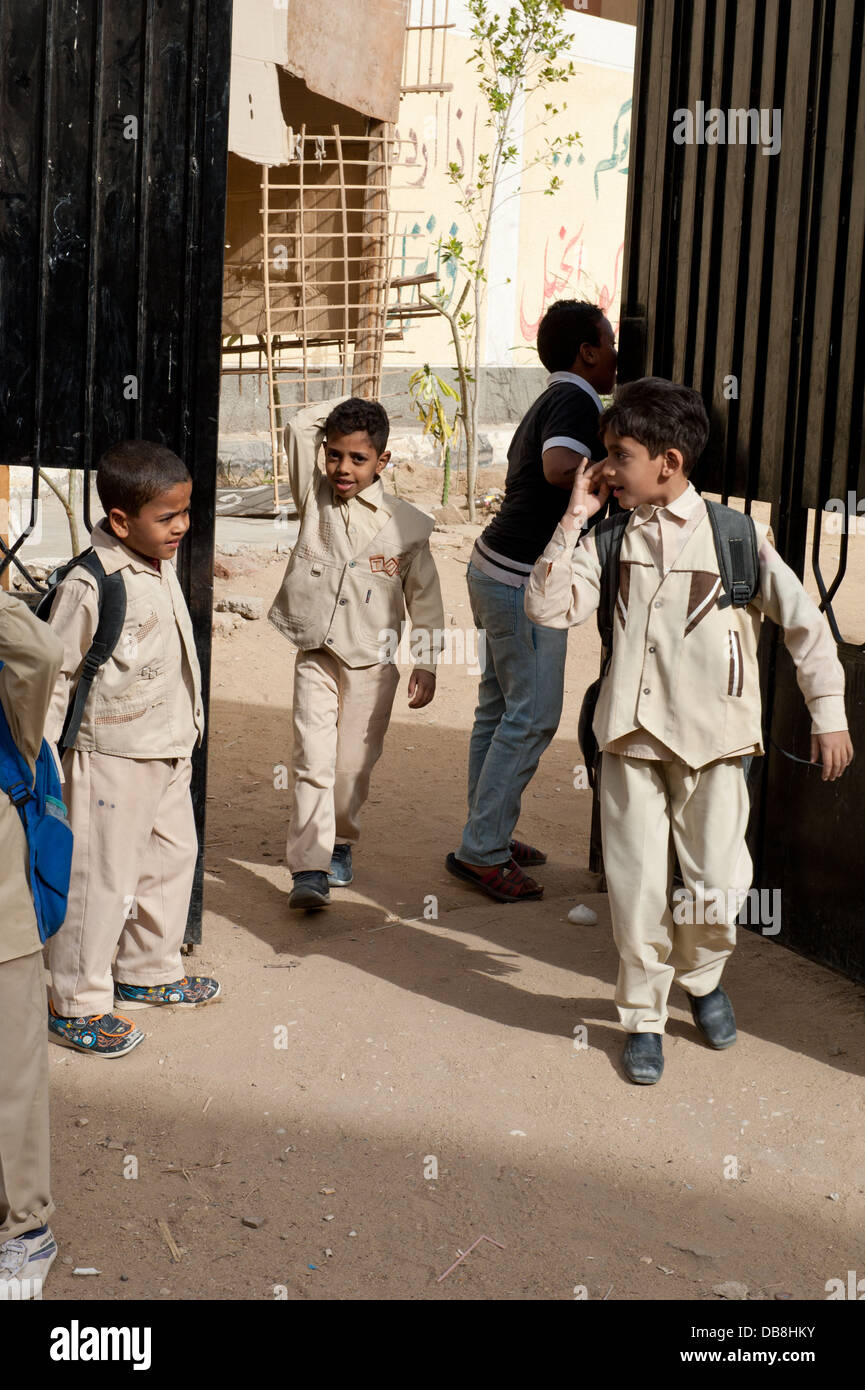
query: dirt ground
[{"left": 43, "top": 481, "right": 865, "bottom": 1304}]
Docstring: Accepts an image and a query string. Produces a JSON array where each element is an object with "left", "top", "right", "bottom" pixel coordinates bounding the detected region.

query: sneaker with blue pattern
[
  {"left": 114, "top": 975, "right": 221, "bottom": 1009},
  {"left": 48, "top": 1001, "right": 144, "bottom": 1057}
]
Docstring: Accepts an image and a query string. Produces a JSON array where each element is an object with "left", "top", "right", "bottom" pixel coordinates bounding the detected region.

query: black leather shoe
[
  {"left": 622, "top": 1032, "right": 664, "bottom": 1084},
  {"left": 688, "top": 986, "right": 736, "bottom": 1049},
  {"left": 289, "top": 871, "right": 331, "bottom": 910}
]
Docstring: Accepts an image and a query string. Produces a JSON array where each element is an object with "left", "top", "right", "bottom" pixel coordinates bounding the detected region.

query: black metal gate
[
  {"left": 0, "top": 0, "right": 233, "bottom": 943},
  {"left": 615, "top": 0, "right": 865, "bottom": 978}
]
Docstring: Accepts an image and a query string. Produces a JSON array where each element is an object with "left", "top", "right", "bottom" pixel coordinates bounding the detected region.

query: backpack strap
[
  {"left": 34, "top": 548, "right": 97, "bottom": 622},
  {"left": 593, "top": 510, "right": 630, "bottom": 672},
  {"left": 39, "top": 551, "right": 128, "bottom": 750},
  {"left": 704, "top": 500, "right": 760, "bottom": 607}
]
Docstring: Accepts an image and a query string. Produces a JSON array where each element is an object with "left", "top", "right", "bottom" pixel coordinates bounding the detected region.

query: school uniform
[
  {"left": 269, "top": 400, "right": 445, "bottom": 872},
  {"left": 44, "top": 521, "right": 204, "bottom": 1017},
  {"left": 525, "top": 484, "right": 847, "bottom": 1032},
  {"left": 0, "top": 592, "right": 63, "bottom": 1240}
]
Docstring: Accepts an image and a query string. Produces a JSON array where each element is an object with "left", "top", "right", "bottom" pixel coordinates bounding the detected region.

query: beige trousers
[
  {"left": 49, "top": 752, "right": 197, "bottom": 1016},
  {"left": 599, "top": 752, "right": 752, "bottom": 1033},
  {"left": 287, "top": 649, "right": 400, "bottom": 873},
  {"left": 0, "top": 949, "right": 52, "bottom": 1240}
]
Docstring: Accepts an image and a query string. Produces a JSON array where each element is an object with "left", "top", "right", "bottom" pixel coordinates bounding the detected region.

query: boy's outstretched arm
[
  {"left": 524, "top": 461, "right": 607, "bottom": 629},
  {"left": 756, "top": 538, "right": 853, "bottom": 782},
  {"left": 402, "top": 542, "right": 444, "bottom": 708}
]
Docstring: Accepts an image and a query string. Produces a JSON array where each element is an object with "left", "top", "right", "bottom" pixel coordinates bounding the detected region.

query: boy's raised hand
[
  {"left": 561, "top": 458, "right": 610, "bottom": 534},
  {"left": 811, "top": 731, "right": 854, "bottom": 781},
  {"left": 408, "top": 668, "right": 436, "bottom": 709}
]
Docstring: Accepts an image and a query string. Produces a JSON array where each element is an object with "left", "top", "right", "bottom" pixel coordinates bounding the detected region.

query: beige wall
[{"left": 386, "top": 11, "right": 635, "bottom": 371}]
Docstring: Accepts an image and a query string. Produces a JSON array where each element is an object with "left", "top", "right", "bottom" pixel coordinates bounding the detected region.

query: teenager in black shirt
[{"left": 447, "top": 300, "right": 617, "bottom": 901}]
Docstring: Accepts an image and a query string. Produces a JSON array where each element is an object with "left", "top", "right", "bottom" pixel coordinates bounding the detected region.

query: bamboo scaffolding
[
  {"left": 260, "top": 166, "right": 282, "bottom": 511},
  {"left": 297, "top": 123, "right": 309, "bottom": 401},
  {"left": 333, "top": 123, "right": 351, "bottom": 392},
  {"left": 238, "top": 87, "right": 442, "bottom": 474},
  {"left": 401, "top": 0, "right": 452, "bottom": 93}
]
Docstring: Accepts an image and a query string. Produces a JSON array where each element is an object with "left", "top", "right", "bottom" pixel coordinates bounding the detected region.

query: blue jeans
[{"left": 456, "top": 561, "right": 568, "bottom": 867}]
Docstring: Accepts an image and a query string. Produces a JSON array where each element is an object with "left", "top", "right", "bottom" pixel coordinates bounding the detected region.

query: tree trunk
[
  {"left": 419, "top": 284, "right": 472, "bottom": 514},
  {"left": 441, "top": 443, "right": 452, "bottom": 506},
  {"left": 39, "top": 469, "right": 80, "bottom": 557}
]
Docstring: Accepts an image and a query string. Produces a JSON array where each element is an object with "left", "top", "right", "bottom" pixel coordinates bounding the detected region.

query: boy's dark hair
[
  {"left": 96, "top": 440, "right": 191, "bottom": 516},
  {"left": 598, "top": 377, "right": 710, "bottom": 475},
  {"left": 536, "top": 299, "right": 605, "bottom": 372},
  {"left": 324, "top": 397, "right": 390, "bottom": 454}
]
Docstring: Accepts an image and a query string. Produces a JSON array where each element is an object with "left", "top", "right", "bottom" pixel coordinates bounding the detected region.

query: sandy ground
[{"left": 41, "top": 481, "right": 865, "bottom": 1305}]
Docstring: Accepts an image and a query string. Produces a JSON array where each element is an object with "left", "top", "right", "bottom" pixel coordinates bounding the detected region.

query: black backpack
[
  {"left": 578, "top": 501, "right": 760, "bottom": 785},
  {"left": 35, "top": 550, "right": 127, "bottom": 751}
]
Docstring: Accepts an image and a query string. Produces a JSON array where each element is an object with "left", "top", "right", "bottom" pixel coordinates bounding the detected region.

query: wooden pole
[
  {"left": 352, "top": 120, "right": 391, "bottom": 398},
  {"left": 260, "top": 165, "right": 282, "bottom": 512}
]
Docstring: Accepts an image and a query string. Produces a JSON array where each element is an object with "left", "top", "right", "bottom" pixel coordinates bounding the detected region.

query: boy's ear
[
  {"left": 661, "top": 447, "right": 685, "bottom": 478},
  {"left": 107, "top": 507, "right": 131, "bottom": 539},
  {"left": 578, "top": 340, "right": 599, "bottom": 369},
  {"left": 375, "top": 451, "right": 391, "bottom": 473}
]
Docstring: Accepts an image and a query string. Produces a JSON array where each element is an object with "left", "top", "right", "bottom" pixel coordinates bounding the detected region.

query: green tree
[
  {"left": 408, "top": 362, "right": 462, "bottom": 505},
  {"left": 436, "top": 0, "right": 579, "bottom": 520}
]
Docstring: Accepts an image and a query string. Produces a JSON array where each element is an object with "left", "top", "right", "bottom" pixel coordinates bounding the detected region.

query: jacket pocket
[
  {"left": 726, "top": 629, "right": 744, "bottom": 697},
  {"left": 349, "top": 569, "right": 404, "bottom": 650},
  {"left": 275, "top": 561, "right": 332, "bottom": 643}
]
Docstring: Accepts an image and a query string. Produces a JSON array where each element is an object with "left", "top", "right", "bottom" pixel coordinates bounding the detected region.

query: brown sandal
[
  {"left": 445, "top": 852, "right": 544, "bottom": 903},
  {"left": 509, "top": 838, "right": 547, "bottom": 866}
]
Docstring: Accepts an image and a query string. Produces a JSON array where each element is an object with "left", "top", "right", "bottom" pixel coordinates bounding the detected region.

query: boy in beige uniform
[
  {"left": 0, "top": 593, "right": 63, "bottom": 1294},
  {"left": 525, "top": 378, "right": 853, "bottom": 1084},
  {"left": 269, "top": 397, "right": 444, "bottom": 908},
  {"left": 44, "top": 441, "right": 220, "bottom": 1057}
]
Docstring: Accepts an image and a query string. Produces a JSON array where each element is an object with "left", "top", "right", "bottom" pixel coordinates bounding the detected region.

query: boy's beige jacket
[
  {"left": 0, "top": 592, "right": 63, "bottom": 963},
  {"left": 525, "top": 509, "right": 847, "bottom": 769},
  {"left": 45, "top": 522, "right": 203, "bottom": 758},
  {"left": 269, "top": 400, "right": 445, "bottom": 668}
]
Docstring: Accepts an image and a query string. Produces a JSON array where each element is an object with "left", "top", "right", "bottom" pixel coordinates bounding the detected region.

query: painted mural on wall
[{"left": 386, "top": 18, "right": 634, "bottom": 373}]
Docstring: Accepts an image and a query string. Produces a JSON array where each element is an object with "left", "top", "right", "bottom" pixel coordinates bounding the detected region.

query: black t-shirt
[{"left": 481, "top": 378, "right": 607, "bottom": 565}]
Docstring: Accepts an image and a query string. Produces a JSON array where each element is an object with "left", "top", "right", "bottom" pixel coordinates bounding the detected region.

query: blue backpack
[{"left": 0, "top": 664, "right": 74, "bottom": 942}]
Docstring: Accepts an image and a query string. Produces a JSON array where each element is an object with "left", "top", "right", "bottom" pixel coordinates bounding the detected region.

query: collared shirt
[
  {"left": 628, "top": 482, "right": 705, "bottom": 575},
  {"left": 335, "top": 477, "right": 393, "bottom": 557}
]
